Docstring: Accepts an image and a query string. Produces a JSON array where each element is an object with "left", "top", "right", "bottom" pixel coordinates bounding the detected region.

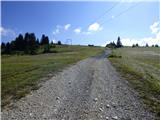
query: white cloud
[
  {"left": 121, "top": 21, "right": 160, "bottom": 46},
  {"left": 64, "top": 24, "right": 71, "bottom": 30},
  {"left": 53, "top": 30, "right": 59, "bottom": 35},
  {"left": 53, "top": 25, "right": 62, "bottom": 35},
  {"left": 74, "top": 28, "right": 92, "bottom": 35},
  {"left": 82, "top": 31, "right": 91, "bottom": 35},
  {"left": 121, "top": 37, "right": 160, "bottom": 46},
  {"left": 150, "top": 21, "right": 159, "bottom": 34},
  {"left": 104, "top": 21, "right": 160, "bottom": 46},
  {"left": 111, "top": 15, "right": 114, "bottom": 19},
  {"left": 0, "top": 26, "right": 16, "bottom": 37},
  {"left": 56, "top": 25, "right": 62, "bottom": 29},
  {"left": 103, "top": 37, "right": 160, "bottom": 47},
  {"left": 74, "top": 28, "right": 81, "bottom": 34},
  {"left": 73, "top": 22, "right": 103, "bottom": 35},
  {"left": 88, "top": 22, "right": 103, "bottom": 32},
  {"left": 53, "top": 24, "right": 71, "bottom": 35},
  {"left": 121, "top": 38, "right": 144, "bottom": 46},
  {"left": 156, "top": 31, "right": 160, "bottom": 39},
  {"left": 53, "top": 29, "right": 59, "bottom": 35}
]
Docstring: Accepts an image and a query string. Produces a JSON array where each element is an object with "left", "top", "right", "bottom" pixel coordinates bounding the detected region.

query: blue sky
[{"left": 1, "top": 1, "right": 160, "bottom": 46}]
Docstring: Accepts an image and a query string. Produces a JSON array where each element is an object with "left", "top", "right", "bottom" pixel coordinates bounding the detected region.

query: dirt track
[{"left": 2, "top": 50, "right": 155, "bottom": 120}]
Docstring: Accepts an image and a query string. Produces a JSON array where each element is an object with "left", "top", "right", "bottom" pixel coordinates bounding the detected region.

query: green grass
[
  {"left": 2, "top": 45, "right": 104, "bottom": 108},
  {"left": 108, "top": 47, "right": 160, "bottom": 118}
]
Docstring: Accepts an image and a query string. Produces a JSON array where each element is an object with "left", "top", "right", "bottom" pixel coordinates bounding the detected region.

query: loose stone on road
[{"left": 2, "top": 50, "right": 155, "bottom": 120}]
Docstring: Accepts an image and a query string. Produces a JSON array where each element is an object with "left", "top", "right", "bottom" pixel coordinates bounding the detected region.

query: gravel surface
[{"left": 2, "top": 50, "right": 155, "bottom": 120}]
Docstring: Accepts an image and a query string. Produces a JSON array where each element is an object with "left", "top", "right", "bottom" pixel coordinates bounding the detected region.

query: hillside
[
  {"left": 2, "top": 49, "right": 154, "bottom": 120},
  {"left": 1, "top": 45, "right": 104, "bottom": 108},
  {"left": 109, "top": 47, "right": 160, "bottom": 118}
]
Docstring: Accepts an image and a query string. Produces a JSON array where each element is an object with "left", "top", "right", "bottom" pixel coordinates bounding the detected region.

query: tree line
[
  {"left": 132, "top": 43, "right": 159, "bottom": 48},
  {"left": 106, "top": 36, "right": 123, "bottom": 48},
  {"left": 106, "top": 36, "right": 159, "bottom": 48},
  {"left": 1, "top": 33, "right": 62, "bottom": 55}
]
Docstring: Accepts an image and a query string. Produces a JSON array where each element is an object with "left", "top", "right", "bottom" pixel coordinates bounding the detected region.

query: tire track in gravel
[{"left": 2, "top": 50, "right": 155, "bottom": 120}]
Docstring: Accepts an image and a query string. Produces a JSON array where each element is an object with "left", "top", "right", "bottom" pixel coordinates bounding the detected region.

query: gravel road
[{"left": 2, "top": 50, "right": 155, "bottom": 120}]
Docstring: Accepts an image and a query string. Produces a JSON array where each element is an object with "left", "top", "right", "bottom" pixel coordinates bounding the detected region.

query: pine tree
[
  {"left": 28, "top": 33, "right": 37, "bottom": 54},
  {"left": 1, "top": 42, "right": 5, "bottom": 49},
  {"left": 116, "top": 36, "right": 123, "bottom": 48},
  {"left": 43, "top": 36, "right": 50, "bottom": 53},
  {"left": 5, "top": 42, "right": 11, "bottom": 54},
  {"left": 1, "top": 42, "right": 6, "bottom": 53},
  {"left": 14, "top": 34, "right": 24, "bottom": 51},
  {"left": 24, "top": 32, "right": 30, "bottom": 53},
  {"left": 10, "top": 41, "right": 16, "bottom": 51},
  {"left": 40, "top": 34, "right": 46, "bottom": 45},
  {"left": 51, "top": 41, "right": 53, "bottom": 45},
  {"left": 57, "top": 41, "right": 62, "bottom": 45},
  {"left": 36, "top": 38, "right": 40, "bottom": 49},
  {"left": 155, "top": 44, "right": 159, "bottom": 47},
  {"left": 132, "top": 44, "right": 135, "bottom": 47},
  {"left": 146, "top": 43, "right": 149, "bottom": 47}
]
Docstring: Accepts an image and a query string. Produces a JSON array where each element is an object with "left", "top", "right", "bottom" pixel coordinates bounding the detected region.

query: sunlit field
[
  {"left": 109, "top": 47, "right": 160, "bottom": 117},
  {"left": 1, "top": 45, "right": 104, "bottom": 108}
]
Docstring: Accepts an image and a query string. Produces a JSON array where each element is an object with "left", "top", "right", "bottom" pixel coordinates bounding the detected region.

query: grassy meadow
[
  {"left": 1, "top": 45, "right": 104, "bottom": 108},
  {"left": 108, "top": 47, "right": 160, "bottom": 118}
]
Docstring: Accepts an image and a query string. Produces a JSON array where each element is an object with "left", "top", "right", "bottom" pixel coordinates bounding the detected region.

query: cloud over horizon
[
  {"left": 102, "top": 21, "right": 160, "bottom": 47},
  {"left": 121, "top": 21, "right": 160, "bottom": 46}
]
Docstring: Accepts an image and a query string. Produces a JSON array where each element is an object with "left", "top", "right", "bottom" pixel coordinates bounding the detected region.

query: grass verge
[{"left": 108, "top": 47, "right": 160, "bottom": 119}]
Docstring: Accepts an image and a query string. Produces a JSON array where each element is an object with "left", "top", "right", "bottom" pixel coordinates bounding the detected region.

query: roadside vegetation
[
  {"left": 108, "top": 47, "right": 160, "bottom": 118},
  {"left": 1, "top": 45, "right": 104, "bottom": 108}
]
